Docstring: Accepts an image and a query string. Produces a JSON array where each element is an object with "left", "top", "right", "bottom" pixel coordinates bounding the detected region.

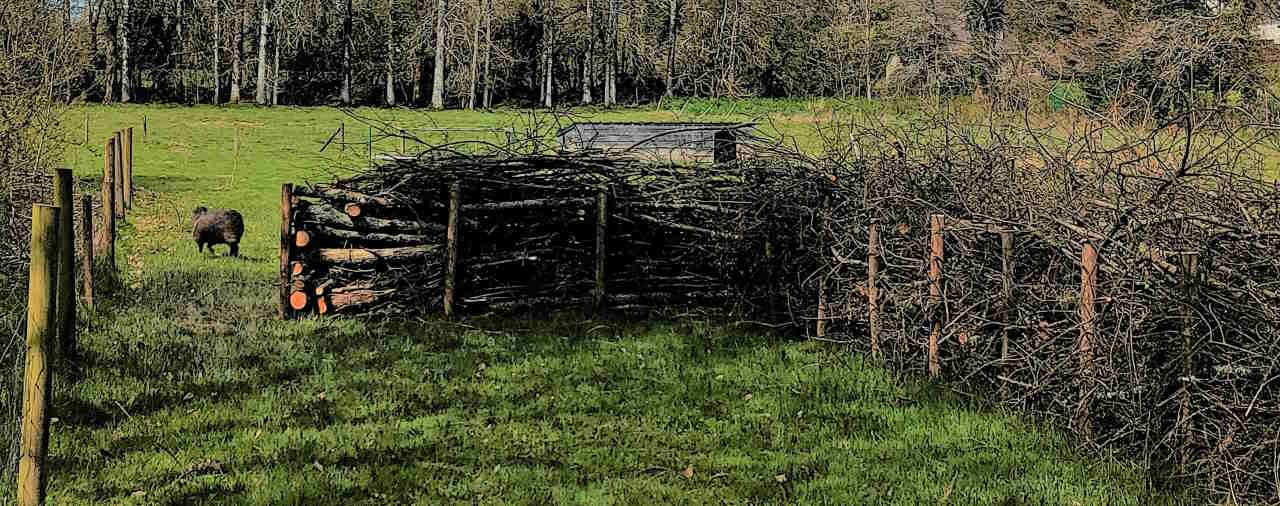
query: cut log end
[
  {"left": 295, "top": 230, "right": 311, "bottom": 248},
  {"left": 289, "top": 291, "right": 309, "bottom": 311},
  {"left": 316, "top": 297, "right": 330, "bottom": 315},
  {"left": 291, "top": 261, "right": 304, "bottom": 277},
  {"left": 344, "top": 203, "right": 362, "bottom": 218}
]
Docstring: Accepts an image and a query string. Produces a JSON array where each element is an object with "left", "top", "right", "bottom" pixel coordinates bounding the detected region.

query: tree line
[{"left": 37, "top": 0, "right": 1280, "bottom": 110}]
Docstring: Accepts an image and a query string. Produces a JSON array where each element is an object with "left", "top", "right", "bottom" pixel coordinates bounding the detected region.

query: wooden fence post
[
  {"left": 54, "top": 169, "right": 76, "bottom": 360},
  {"left": 1078, "top": 240, "right": 1098, "bottom": 438},
  {"left": 18, "top": 204, "right": 58, "bottom": 506},
  {"left": 280, "top": 184, "right": 294, "bottom": 319},
  {"left": 113, "top": 132, "right": 125, "bottom": 220},
  {"left": 124, "top": 127, "right": 134, "bottom": 209},
  {"left": 340, "top": 122, "right": 345, "bottom": 160},
  {"left": 80, "top": 195, "right": 94, "bottom": 311},
  {"left": 999, "top": 229, "right": 1014, "bottom": 400},
  {"left": 868, "top": 219, "right": 880, "bottom": 359},
  {"left": 444, "top": 181, "right": 461, "bottom": 318},
  {"left": 83, "top": 111, "right": 88, "bottom": 145},
  {"left": 593, "top": 189, "right": 608, "bottom": 316},
  {"left": 1177, "top": 251, "right": 1199, "bottom": 474},
  {"left": 928, "top": 214, "right": 944, "bottom": 379},
  {"left": 103, "top": 140, "right": 117, "bottom": 271},
  {"left": 368, "top": 126, "right": 373, "bottom": 168}
]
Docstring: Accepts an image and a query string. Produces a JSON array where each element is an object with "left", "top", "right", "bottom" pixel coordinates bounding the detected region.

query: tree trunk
[
  {"left": 105, "top": 0, "right": 117, "bottom": 103},
  {"left": 272, "top": 12, "right": 282, "bottom": 105},
  {"left": 385, "top": 0, "right": 396, "bottom": 106},
  {"left": 341, "top": 0, "right": 352, "bottom": 104},
  {"left": 431, "top": 0, "right": 446, "bottom": 109},
  {"left": 176, "top": 0, "right": 185, "bottom": 102},
  {"left": 255, "top": 0, "right": 270, "bottom": 104},
  {"left": 482, "top": 0, "right": 492, "bottom": 108},
  {"left": 213, "top": 0, "right": 220, "bottom": 104},
  {"left": 864, "top": 0, "right": 872, "bottom": 100},
  {"left": 603, "top": 0, "right": 616, "bottom": 106},
  {"left": 231, "top": 3, "right": 243, "bottom": 104},
  {"left": 664, "top": 0, "right": 676, "bottom": 97},
  {"left": 581, "top": 0, "right": 592, "bottom": 104},
  {"left": 542, "top": 0, "right": 554, "bottom": 108},
  {"left": 468, "top": 0, "right": 480, "bottom": 110},
  {"left": 120, "top": 0, "right": 131, "bottom": 102}
]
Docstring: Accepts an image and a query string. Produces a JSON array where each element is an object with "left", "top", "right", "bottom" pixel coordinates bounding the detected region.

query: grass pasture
[{"left": 31, "top": 103, "right": 1182, "bottom": 504}]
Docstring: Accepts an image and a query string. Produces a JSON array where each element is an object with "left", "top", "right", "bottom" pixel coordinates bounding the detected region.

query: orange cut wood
[{"left": 289, "top": 291, "right": 309, "bottom": 311}]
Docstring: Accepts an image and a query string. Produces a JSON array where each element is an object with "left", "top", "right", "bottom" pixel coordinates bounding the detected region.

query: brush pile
[{"left": 287, "top": 152, "right": 818, "bottom": 318}]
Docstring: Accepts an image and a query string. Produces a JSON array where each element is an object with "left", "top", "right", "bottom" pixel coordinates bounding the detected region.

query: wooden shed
[{"left": 556, "top": 122, "right": 756, "bottom": 164}]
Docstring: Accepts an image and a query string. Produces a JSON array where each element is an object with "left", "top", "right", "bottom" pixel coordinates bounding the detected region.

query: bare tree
[
  {"left": 213, "top": 0, "right": 221, "bottom": 104},
  {"left": 430, "top": 0, "right": 445, "bottom": 109},
  {"left": 664, "top": 0, "right": 676, "bottom": 97},
  {"left": 230, "top": 0, "right": 243, "bottom": 103},
  {"left": 255, "top": 0, "right": 269, "bottom": 104},
  {"left": 467, "top": 0, "right": 479, "bottom": 109},
  {"left": 341, "top": 0, "right": 351, "bottom": 104},
  {"left": 120, "top": 0, "right": 131, "bottom": 102},
  {"left": 603, "top": 0, "right": 616, "bottom": 106},
  {"left": 385, "top": 0, "right": 396, "bottom": 106},
  {"left": 581, "top": 0, "right": 592, "bottom": 104},
  {"left": 482, "top": 0, "right": 492, "bottom": 108},
  {"left": 541, "top": 0, "right": 555, "bottom": 108}
]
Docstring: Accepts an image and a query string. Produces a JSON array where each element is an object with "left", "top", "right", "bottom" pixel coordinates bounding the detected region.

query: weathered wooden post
[
  {"left": 928, "top": 214, "right": 944, "bottom": 379},
  {"left": 54, "top": 169, "right": 76, "bottom": 360},
  {"left": 83, "top": 111, "right": 89, "bottom": 145},
  {"left": 280, "top": 183, "right": 294, "bottom": 319},
  {"left": 80, "top": 195, "right": 94, "bottom": 310},
  {"left": 102, "top": 140, "right": 117, "bottom": 270},
  {"left": 18, "top": 204, "right": 58, "bottom": 506},
  {"left": 113, "top": 132, "right": 125, "bottom": 219},
  {"left": 593, "top": 189, "right": 608, "bottom": 316},
  {"left": 400, "top": 129, "right": 407, "bottom": 155},
  {"left": 444, "top": 181, "right": 461, "bottom": 318},
  {"left": 999, "top": 229, "right": 1015, "bottom": 400},
  {"left": 368, "top": 126, "right": 373, "bottom": 168},
  {"left": 340, "top": 121, "right": 345, "bottom": 160},
  {"left": 1078, "top": 240, "right": 1098, "bottom": 438},
  {"left": 124, "top": 127, "right": 134, "bottom": 209},
  {"left": 867, "top": 219, "right": 880, "bottom": 359},
  {"left": 1177, "top": 251, "right": 1199, "bottom": 474}
]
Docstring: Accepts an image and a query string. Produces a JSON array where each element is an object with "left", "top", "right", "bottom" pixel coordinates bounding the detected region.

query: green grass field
[{"left": 33, "top": 103, "right": 1179, "bottom": 504}]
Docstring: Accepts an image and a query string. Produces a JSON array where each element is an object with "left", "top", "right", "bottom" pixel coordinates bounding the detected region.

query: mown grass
[{"left": 29, "top": 103, "right": 1182, "bottom": 504}]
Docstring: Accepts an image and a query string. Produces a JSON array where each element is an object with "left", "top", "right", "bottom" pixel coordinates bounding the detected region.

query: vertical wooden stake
[
  {"left": 867, "top": 219, "right": 880, "bottom": 359},
  {"left": 234, "top": 127, "right": 240, "bottom": 173},
  {"left": 593, "top": 190, "right": 608, "bottom": 316},
  {"left": 1177, "top": 251, "right": 1199, "bottom": 474},
  {"left": 444, "top": 181, "right": 461, "bottom": 318},
  {"left": 368, "top": 126, "right": 373, "bottom": 168},
  {"left": 143, "top": 115, "right": 148, "bottom": 141},
  {"left": 400, "top": 130, "right": 407, "bottom": 155},
  {"left": 928, "top": 214, "right": 944, "bottom": 379},
  {"left": 54, "top": 169, "right": 76, "bottom": 360},
  {"left": 80, "top": 195, "right": 94, "bottom": 311},
  {"left": 124, "top": 127, "right": 134, "bottom": 209},
  {"left": 999, "top": 229, "right": 1015, "bottom": 401},
  {"left": 280, "top": 184, "right": 294, "bottom": 319},
  {"left": 113, "top": 132, "right": 125, "bottom": 220},
  {"left": 103, "top": 140, "right": 117, "bottom": 270},
  {"left": 18, "top": 204, "right": 58, "bottom": 506},
  {"left": 340, "top": 122, "right": 345, "bottom": 160},
  {"left": 83, "top": 111, "right": 89, "bottom": 145},
  {"left": 1078, "top": 240, "right": 1098, "bottom": 438}
]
